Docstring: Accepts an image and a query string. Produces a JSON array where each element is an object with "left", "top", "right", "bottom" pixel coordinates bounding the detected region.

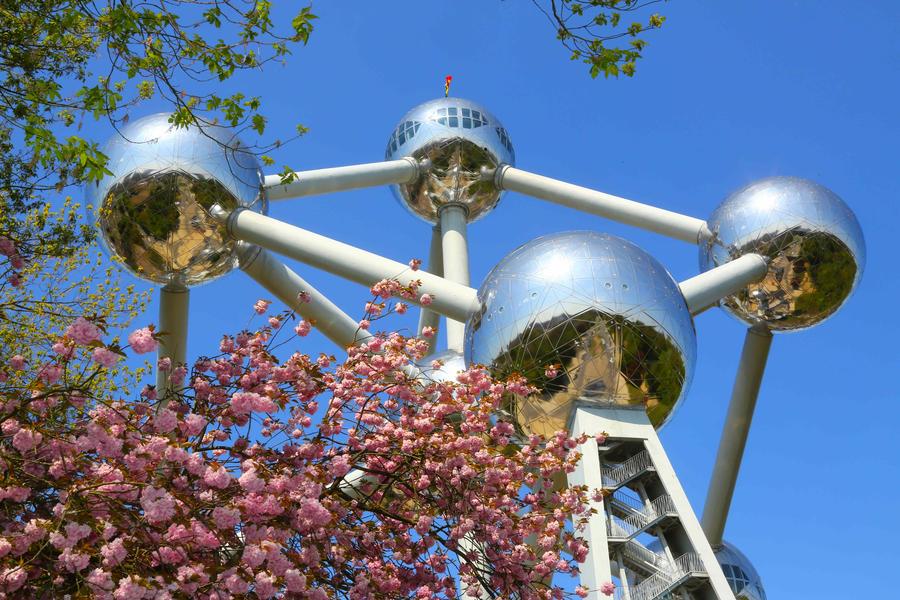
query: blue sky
[{"left": 98, "top": 1, "right": 898, "bottom": 597}]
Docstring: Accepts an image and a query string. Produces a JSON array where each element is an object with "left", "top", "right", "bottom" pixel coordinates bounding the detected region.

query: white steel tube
[
  {"left": 701, "top": 327, "right": 773, "bottom": 547},
  {"left": 226, "top": 209, "right": 480, "bottom": 323},
  {"left": 238, "top": 244, "right": 369, "bottom": 348},
  {"left": 157, "top": 284, "right": 189, "bottom": 395},
  {"left": 679, "top": 254, "right": 768, "bottom": 315},
  {"left": 417, "top": 226, "right": 443, "bottom": 354},
  {"left": 496, "top": 166, "right": 712, "bottom": 244},
  {"left": 440, "top": 205, "right": 471, "bottom": 352},
  {"left": 264, "top": 158, "right": 418, "bottom": 201}
]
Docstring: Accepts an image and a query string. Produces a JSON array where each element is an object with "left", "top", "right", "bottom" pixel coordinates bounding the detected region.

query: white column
[
  {"left": 439, "top": 205, "right": 470, "bottom": 352},
  {"left": 264, "top": 158, "right": 419, "bottom": 201},
  {"left": 224, "top": 209, "right": 480, "bottom": 323},
  {"left": 157, "top": 283, "right": 189, "bottom": 396},
  {"left": 495, "top": 166, "right": 712, "bottom": 244},
  {"left": 568, "top": 410, "right": 613, "bottom": 599},
  {"left": 417, "top": 226, "right": 443, "bottom": 355},
  {"left": 678, "top": 254, "right": 768, "bottom": 315},
  {"left": 238, "top": 244, "right": 369, "bottom": 349},
  {"left": 702, "top": 327, "right": 773, "bottom": 548}
]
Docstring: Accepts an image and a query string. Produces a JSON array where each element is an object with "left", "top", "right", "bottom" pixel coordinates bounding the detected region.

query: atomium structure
[{"left": 87, "top": 96, "right": 865, "bottom": 600}]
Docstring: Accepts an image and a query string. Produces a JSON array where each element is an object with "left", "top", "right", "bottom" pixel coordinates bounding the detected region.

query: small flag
[{"left": 444, "top": 75, "right": 453, "bottom": 97}]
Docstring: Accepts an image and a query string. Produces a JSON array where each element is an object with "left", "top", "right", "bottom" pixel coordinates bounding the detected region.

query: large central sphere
[
  {"left": 700, "top": 176, "right": 865, "bottom": 331},
  {"left": 465, "top": 232, "right": 696, "bottom": 438},
  {"left": 386, "top": 97, "right": 515, "bottom": 223},
  {"left": 86, "top": 113, "right": 266, "bottom": 286}
]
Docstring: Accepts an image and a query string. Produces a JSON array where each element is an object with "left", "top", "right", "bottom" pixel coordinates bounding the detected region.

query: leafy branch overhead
[
  {"left": 0, "top": 0, "right": 316, "bottom": 261},
  {"left": 534, "top": 0, "right": 667, "bottom": 78}
]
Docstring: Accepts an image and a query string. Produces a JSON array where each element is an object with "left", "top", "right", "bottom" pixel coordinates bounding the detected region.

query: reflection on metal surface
[
  {"left": 465, "top": 232, "right": 696, "bottom": 438},
  {"left": 701, "top": 177, "right": 864, "bottom": 331},
  {"left": 385, "top": 98, "right": 514, "bottom": 223},
  {"left": 87, "top": 113, "right": 266, "bottom": 286},
  {"left": 416, "top": 349, "right": 467, "bottom": 385},
  {"left": 715, "top": 541, "right": 768, "bottom": 600}
]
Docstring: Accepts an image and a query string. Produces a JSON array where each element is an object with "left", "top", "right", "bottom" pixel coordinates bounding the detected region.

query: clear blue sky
[{"left": 101, "top": 2, "right": 898, "bottom": 597}]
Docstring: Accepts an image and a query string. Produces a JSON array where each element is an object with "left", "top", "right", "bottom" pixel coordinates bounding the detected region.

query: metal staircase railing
[
  {"left": 607, "top": 494, "right": 676, "bottom": 540},
  {"left": 614, "top": 552, "right": 706, "bottom": 600},
  {"left": 602, "top": 450, "right": 654, "bottom": 489},
  {"left": 620, "top": 539, "right": 671, "bottom": 575}
]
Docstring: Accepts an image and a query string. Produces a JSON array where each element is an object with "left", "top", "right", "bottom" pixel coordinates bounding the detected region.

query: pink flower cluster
[{"left": 0, "top": 299, "right": 595, "bottom": 598}]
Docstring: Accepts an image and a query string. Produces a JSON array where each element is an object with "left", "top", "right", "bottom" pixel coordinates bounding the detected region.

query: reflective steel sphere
[
  {"left": 87, "top": 113, "right": 266, "bottom": 286},
  {"left": 416, "top": 349, "right": 467, "bottom": 384},
  {"left": 715, "top": 541, "right": 768, "bottom": 600},
  {"left": 701, "top": 177, "right": 865, "bottom": 331},
  {"left": 385, "top": 97, "right": 514, "bottom": 223},
  {"left": 465, "top": 232, "right": 696, "bottom": 438}
]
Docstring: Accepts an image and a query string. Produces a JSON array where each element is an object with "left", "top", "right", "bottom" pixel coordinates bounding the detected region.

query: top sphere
[
  {"left": 715, "top": 541, "right": 768, "bottom": 600},
  {"left": 385, "top": 97, "right": 515, "bottom": 224},
  {"left": 86, "top": 113, "right": 266, "bottom": 287},
  {"left": 465, "top": 231, "right": 696, "bottom": 439},
  {"left": 700, "top": 176, "right": 865, "bottom": 331}
]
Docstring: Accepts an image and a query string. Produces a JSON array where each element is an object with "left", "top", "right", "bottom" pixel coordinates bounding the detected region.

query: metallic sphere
[
  {"left": 701, "top": 176, "right": 865, "bottom": 331},
  {"left": 715, "top": 541, "right": 768, "bottom": 600},
  {"left": 385, "top": 97, "right": 515, "bottom": 223},
  {"left": 87, "top": 113, "right": 266, "bottom": 286},
  {"left": 416, "top": 349, "right": 467, "bottom": 385},
  {"left": 465, "top": 231, "right": 696, "bottom": 438}
]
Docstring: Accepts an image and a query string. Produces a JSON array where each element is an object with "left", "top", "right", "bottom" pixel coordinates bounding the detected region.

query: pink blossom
[
  {"left": 101, "top": 538, "right": 128, "bottom": 567},
  {"left": 0, "top": 237, "right": 15, "bottom": 257},
  {"left": 601, "top": 581, "right": 616, "bottom": 596},
  {"left": 8, "top": 355, "right": 24, "bottom": 370},
  {"left": 409, "top": 258, "right": 422, "bottom": 271},
  {"left": 211, "top": 506, "right": 240, "bottom": 530},
  {"left": 58, "top": 547, "right": 91, "bottom": 572},
  {"left": 253, "top": 299, "right": 271, "bottom": 314},
  {"left": 7, "top": 272, "right": 21, "bottom": 287},
  {"left": 419, "top": 293, "right": 433, "bottom": 306},
  {"left": 595, "top": 431, "right": 609, "bottom": 445},
  {"left": 91, "top": 347, "right": 120, "bottom": 368},
  {"left": 294, "top": 320, "right": 312, "bottom": 337},
  {"left": 268, "top": 316, "right": 281, "bottom": 328},
  {"left": 157, "top": 357, "right": 171, "bottom": 371},
  {"left": 65, "top": 317, "right": 102, "bottom": 345},
  {"left": 358, "top": 319, "right": 370, "bottom": 331},
  {"left": 422, "top": 326, "right": 436, "bottom": 339},
  {"left": 12, "top": 428, "right": 42, "bottom": 452},
  {"left": 127, "top": 327, "right": 158, "bottom": 354},
  {"left": 297, "top": 291, "right": 311, "bottom": 303},
  {"left": 38, "top": 362, "right": 63, "bottom": 384},
  {"left": 154, "top": 409, "right": 178, "bottom": 433},
  {"left": 396, "top": 302, "right": 408, "bottom": 314},
  {"left": 140, "top": 486, "right": 177, "bottom": 525},
  {"left": 203, "top": 466, "right": 232, "bottom": 489},
  {"left": 52, "top": 341, "right": 75, "bottom": 359}
]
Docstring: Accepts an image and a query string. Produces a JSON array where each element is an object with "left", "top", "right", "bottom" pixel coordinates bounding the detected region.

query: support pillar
[{"left": 157, "top": 284, "right": 189, "bottom": 398}]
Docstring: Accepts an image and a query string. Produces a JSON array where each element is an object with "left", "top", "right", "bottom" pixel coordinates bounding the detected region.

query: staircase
[
  {"left": 602, "top": 450, "right": 655, "bottom": 489},
  {"left": 607, "top": 494, "right": 677, "bottom": 542},
  {"left": 614, "top": 553, "right": 708, "bottom": 600}
]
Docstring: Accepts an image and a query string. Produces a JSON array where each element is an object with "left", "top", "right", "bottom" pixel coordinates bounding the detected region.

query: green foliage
[
  {"left": 0, "top": 0, "right": 317, "bottom": 263},
  {"left": 534, "top": 0, "right": 667, "bottom": 79}
]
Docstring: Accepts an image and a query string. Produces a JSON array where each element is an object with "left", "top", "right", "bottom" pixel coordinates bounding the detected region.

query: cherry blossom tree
[{"left": 0, "top": 284, "right": 603, "bottom": 599}]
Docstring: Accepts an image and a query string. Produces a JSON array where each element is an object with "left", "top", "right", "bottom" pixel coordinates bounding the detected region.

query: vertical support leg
[
  {"left": 568, "top": 410, "right": 613, "bottom": 598},
  {"left": 417, "top": 226, "right": 443, "bottom": 355},
  {"left": 157, "top": 284, "right": 189, "bottom": 398},
  {"left": 439, "top": 205, "right": 470, "bottom": 352},
  {"left": 571, "top": 406, "right": 736, "bottom": 600},
  {"left": 702, "top": 326, "right": 773, "bottom": 547}
]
